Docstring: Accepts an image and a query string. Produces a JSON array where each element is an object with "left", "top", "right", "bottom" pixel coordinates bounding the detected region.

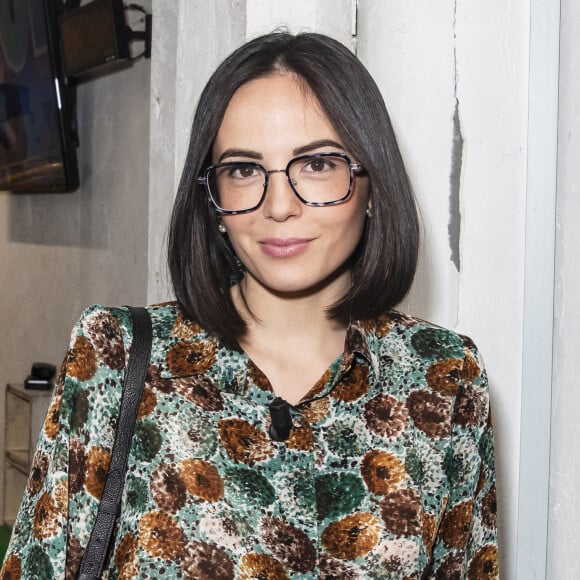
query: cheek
[
  {"left": 355, "top": 178, "right": 370, "bottom": 210},
  {"left": 221, "top": 217, "right": 251, "bottom": 252},
  {"left": 347, "top": 213, "right": 368, "bottom": 246},
  {"left": 327, "top": 210, "right": 367, "bottom": 257},
  {"left": 341, "top": 205, "right": 370, "bottom": 253},
  {"left": 342, "top": 189, "right": 370, "bottom": 239}
]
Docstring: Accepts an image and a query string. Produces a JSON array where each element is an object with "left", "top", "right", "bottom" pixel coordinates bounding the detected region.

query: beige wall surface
[{"left": 0, "top": 37, "right": 151, "bottom": 522}]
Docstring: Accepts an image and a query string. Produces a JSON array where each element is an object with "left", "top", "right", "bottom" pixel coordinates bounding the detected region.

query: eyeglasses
[{"left": 196, "top": 152, "right": 365, "bottom": 215}]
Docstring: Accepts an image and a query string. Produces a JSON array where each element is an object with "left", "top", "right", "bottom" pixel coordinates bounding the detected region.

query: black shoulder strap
[{"left": 77, "top": 306, "right": 152, "bottom": 580}]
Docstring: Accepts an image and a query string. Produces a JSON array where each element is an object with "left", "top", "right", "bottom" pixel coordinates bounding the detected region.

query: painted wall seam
[{"left": 515, "top": 0, "right": 561, "bottom": 577}]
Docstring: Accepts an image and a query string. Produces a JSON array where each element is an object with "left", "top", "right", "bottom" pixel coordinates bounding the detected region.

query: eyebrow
[
  {"left": 217, "top": 139, "right": 347, "bottom": 163},
  {"left": 293, "top": 139, "right": 346, "bottom": 156},
  {"left": 218, "top": 149, "right": 262, "bottom": 162}
]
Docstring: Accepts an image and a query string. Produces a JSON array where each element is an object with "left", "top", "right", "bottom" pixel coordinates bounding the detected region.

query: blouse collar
[{"left": 158, "top": 306, "right": 380, "bottom": 382}]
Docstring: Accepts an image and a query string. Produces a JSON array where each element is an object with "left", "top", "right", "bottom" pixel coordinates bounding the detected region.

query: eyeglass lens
[{"left": 208, "top": 154, "right": 352, "bottom": 212}]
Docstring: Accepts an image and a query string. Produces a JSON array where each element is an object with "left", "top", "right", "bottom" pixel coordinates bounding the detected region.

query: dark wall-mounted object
[
  {"left": 0, "top": 0, "right": 79, "bottom": 193},
  {"left": 24, "top": 362, "right": 57, "bottom": 390},
  {"left": 59, "top": 0, "right": 152, "bottom": 78},
  {"left": 59, "top": 0, "right": 129, "bottom": 77}
]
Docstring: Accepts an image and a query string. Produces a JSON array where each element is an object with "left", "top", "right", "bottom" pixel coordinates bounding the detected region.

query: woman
[{"left": 2, "top": 32, "right": 498, "bottom": 579}]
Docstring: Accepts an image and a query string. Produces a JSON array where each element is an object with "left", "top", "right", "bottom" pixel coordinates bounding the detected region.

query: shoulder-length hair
[{"left": 168, "top": 32, "right": 419, "bottom": 342}]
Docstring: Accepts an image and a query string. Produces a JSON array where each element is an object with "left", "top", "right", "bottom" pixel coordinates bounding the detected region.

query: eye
[
  {"left": 302, "top": 156, "right": 337, "bottom": 173},
  {"left": 226, "top": 164, "right": 260, "bottom": 180},
  {"left": 232, "top": 165, "right": 258, "bottom": 178}
]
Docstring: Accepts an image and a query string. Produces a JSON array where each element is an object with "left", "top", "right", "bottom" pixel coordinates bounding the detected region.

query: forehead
[
  {"left": 213, "top": 73, "right": 341, "bottom": 154},
  {"left": 228, "top": 72, "right": 320, "bottom": 111}
]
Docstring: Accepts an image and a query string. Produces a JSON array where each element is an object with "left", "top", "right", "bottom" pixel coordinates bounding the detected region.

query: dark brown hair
[{"left": 168, "top": 32, "right": 419, "bottom": 342}]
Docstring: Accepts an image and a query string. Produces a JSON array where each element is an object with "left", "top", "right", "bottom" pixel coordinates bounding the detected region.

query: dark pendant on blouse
[{"left": 268, "top": 397, "right": 293, "bottom": 441}]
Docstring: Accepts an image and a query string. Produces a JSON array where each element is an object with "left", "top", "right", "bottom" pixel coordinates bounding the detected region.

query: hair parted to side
[{"left": 168, "top": 32, "right": 419, "bottom": 342}]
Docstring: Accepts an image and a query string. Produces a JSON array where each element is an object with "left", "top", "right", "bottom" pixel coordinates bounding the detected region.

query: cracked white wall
[
  {"left": 246, "top": 0, "right": 354, "bottom": 48},
  {"left": 357, "top": 1, "right": 460, "bottom": 329},
  {"left": 357, "top": 2, "right": 528, "bottom": 578}
]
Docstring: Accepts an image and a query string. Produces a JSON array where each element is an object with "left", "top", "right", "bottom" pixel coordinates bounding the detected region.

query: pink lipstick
[{"left": 259, "top": 238, "right": 312, "bottom": 258}]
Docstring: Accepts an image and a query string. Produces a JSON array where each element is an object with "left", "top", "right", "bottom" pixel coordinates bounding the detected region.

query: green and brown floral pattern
[{"left": 1, "top": 303, "right": 497, "bottom": 579}]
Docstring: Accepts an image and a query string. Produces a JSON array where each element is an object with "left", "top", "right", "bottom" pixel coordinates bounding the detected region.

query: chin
[
  {"left": 260, "top": 278, "right": 319, "bottom": 296},
  {"left": 252, "top": 268, "right": 351, "bottom": 300}
]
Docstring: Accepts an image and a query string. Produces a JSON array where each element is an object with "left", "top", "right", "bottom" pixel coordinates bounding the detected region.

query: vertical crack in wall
[
  {"left": 449, "top": 0, "right": 463, "bottom": 272},
  {"left": 351, "top": 0, "right": 358, "bottom": 53}
]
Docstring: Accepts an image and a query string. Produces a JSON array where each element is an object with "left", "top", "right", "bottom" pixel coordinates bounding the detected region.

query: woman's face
[{"left": 213, "top": 73, "right": 369, "bottom": 300}]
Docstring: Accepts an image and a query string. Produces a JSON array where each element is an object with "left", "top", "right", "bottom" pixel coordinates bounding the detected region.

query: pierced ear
[
  {"left": 218, "top": 221, "right": 227, "bottom": 234},
  {"left": 366, "top": 204, "right": 373, "bottom": 218}
]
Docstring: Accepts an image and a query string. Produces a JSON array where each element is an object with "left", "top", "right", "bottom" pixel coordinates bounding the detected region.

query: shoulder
[
  {"left": 72, "top": 302, "right": 215, "bottom": 381},
  {"left": 365, "top": 311, "right": 489, "bottom": 428},
  {"left": 62, "top": 303, "right": 178, "bottom": 415},
  {"left": 71, "top": 301, "right": 183, "bottom": 351},
  {"left": 73, "top": 301, "right": 180, "bottom": 336},
  {"left": 364, "top": 310, "right": 484, "bottom": 371}
]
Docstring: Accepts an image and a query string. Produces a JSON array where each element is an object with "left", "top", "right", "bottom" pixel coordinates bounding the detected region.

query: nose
[{"left": 261, "top": 169, "right": 302, "bottom": 221}]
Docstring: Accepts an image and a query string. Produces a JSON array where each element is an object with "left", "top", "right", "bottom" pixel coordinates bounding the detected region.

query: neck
[
  {"left": 232, "top": 274, "right": 351, "bottom": 404},
  {"left": 235, "top": 273, "right": 349, "bottom": 333}
]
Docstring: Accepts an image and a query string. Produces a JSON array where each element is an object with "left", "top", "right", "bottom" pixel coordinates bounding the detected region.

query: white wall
[
  {"left": 246, "top": 0, "right": 354, "bottom": 48},
  {"left": 147, "top": 0, "right": 247, "bottom": 304},
  {"left": 358, "top": 1, "right": 460, "bottom": 329},
  {"left": 547, "top": 0, "right": 580, "bottom": 576}
]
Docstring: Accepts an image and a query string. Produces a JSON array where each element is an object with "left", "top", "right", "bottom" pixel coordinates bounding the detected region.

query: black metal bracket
[{"left": 125, "top": 5, "right": 152, "bottom": 59}]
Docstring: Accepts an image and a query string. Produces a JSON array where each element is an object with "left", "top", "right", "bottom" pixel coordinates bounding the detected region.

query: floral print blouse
[{"left": 1, "top": 303, "right": 498, "bottom": 579}]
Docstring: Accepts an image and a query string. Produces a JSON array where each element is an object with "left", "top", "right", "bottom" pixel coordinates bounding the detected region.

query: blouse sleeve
[
  {"left": 0, "top": 305, "right": 132, "bottom": 580},
  {"left": 427, "top": 342, "right": 499, "bottom": 578}
]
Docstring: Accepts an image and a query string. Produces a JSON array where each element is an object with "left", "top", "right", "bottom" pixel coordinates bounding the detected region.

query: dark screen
[{"left": 0, "top": 0, "right": 77, "bottom": 192}]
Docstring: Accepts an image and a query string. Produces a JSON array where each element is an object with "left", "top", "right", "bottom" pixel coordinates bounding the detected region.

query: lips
[{"left": 259, "top": 238, "right": 313, "bottom": 258}]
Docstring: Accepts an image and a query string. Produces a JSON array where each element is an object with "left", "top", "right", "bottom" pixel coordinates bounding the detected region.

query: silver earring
[
  {"left": 218, "top": 222, "right": 227, "bottom": 234},
  {"left": 366, "top": 207, "right": 373, "bottom": 218}
]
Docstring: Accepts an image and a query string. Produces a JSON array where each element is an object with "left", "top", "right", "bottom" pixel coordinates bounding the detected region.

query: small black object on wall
[{"left": 24, "top": 362, "right": 56, "bottom": 390}]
